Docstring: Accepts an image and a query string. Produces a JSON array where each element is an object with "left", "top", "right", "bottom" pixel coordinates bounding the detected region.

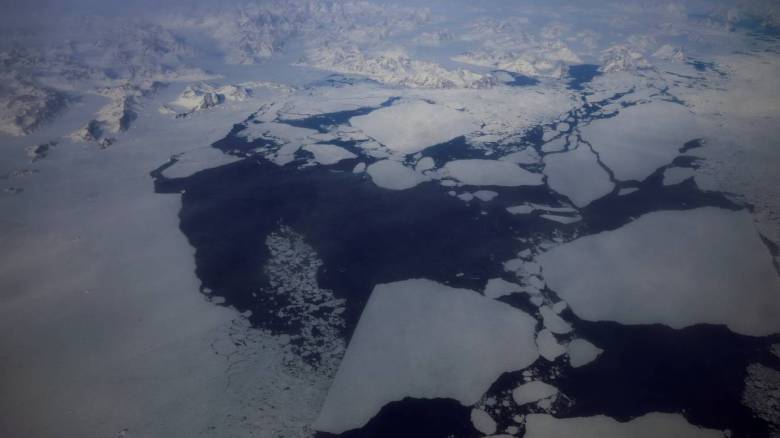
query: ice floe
[
  {"left": 542, "top": 136, "right": 568, "bottom": 153},
  {"left": 507, "top": 204, "right": 536, "bottom": 215},
  {"left": 471, "top": 408, "right": 498, "bottom": 435},
  {"left": 540, "top": 214, "right": 581, "bottom": 225},
  {"left": 415, "top": 156, "right": 436, "bottom": 172},
  {"left": 543, "top": 145, "right": 614, "bottom": 207},
  {"left": 245, "top": 121, "right": 315, "bottom": 142},
  {"left": 536, "top": 329, "right": 566, "bottom": 361},
  {"left": 456, "top": 192, "right": 475, "bottom": 202},
  {"left": 742, "top": 363, "right": 780, "bottom": 434},
  {"left": 566, "top": 339, "right": 604, "bottom": 368},
  {"left": 302, "top": 144, "right": 357, "bottom": 165},
  {"left": 524, "top": 413, "right": 725, "bottom": 438},
  {"left": 512, "top": 381, "right": 559, "bottom": 406},
  {"left": 366, "top": 159, "right": 428, "bottom": 190},
  {"left": 350, "top": 100, "right": 479, "bottom": 155},
  {"left": 484, "top": 278, "right": 524, "bottom": 299},
  {"left": 161, "top": 148, "right": 241, "bottom": 179},
  {"left": 539, "top": 207, "right": 780, "bottom": 336},
  {"left": 441, "top": 159, "right": 544, "bottom": 187},
  {"left": 473, "top": 190, "right": 499, "bottom": 202},
  {"left": 663, "top": 166, "right": 697, "bottom": 186},
  {"left": 540, "top": 306, "right": 573, "bottom": 334},
  {"left": 455, "top": 190, "right": 500, "bottom": 203},
  {"left": 314, "top": 279, "right": 539, "bottom": 434},
  {"left": 264, "top": 226, "right": 346, "bottom": 370},
  {"left": 676, "top": 51, "right": 780, "bottom": 244},
  {"left": 580, "top": 102, "right": 704, "bottom": 182},
  {"left": 506, "top": 203, "right": 580, "bottom": 218},
  {"left": 501, "top": 148, "right": 541, "bottom": 165}
]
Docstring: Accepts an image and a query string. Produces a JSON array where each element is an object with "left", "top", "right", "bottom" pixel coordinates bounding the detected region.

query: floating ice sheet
[
  {"left": 543, "top": 145, "right": 614, "bottom": 207},
  {"left": 539, "top": 207, "right": 780, "bottom": 336},
  {"left": 567, "top": 339, "right": 604, "bottom": 368},
  {"left": 350, "top": 100, "right": 479, "bottom": 155},
  {"left": 525, "top": 413, "right": 724, "bottom": 438},
  {"left": 442, "top": 159, "right": 544, "bottom": 187},
  {"left": 512, "top": 381, "right": 559, "bottom": 406},
  {"left": 580, "top": 102, "right": 704, "bottom": 182},
  {"left": 314, "top": 279, "right": 539, "bottom": 434},
  {"left": 366, "top": 159, "right": 428, "bottom": 190},
  {"left": 303, "top": 143, "right": 357, "bottom": 165}
]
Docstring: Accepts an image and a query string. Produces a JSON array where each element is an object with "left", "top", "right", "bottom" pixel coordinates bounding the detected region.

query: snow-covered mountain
[
  {"left": 599, "top": 45, "right": 653, "bottom": 73},
  {"left": 168, "top": 0, "right": 431, "bottom": 65},
  {"left": 301, "top": 46, "right": 496, "bottom": 89},
  {"left": 0, "top": 73, "right": 67, "bottom": 136},
  {"left": 452, "top": 17, "right": 583, "bottom": 79},
  {"left": 452, "top": 44, "right": 581, "bottom": 79},
  {"left": 0, "top": 18, "right": 212, "bottom": 143},
  {"left": 160, "top": 81, "right": 294, "bottom": 118},
  {"left": 70, "top": 82, "right": 164, "bottom": 148},
  {"left": 653, "top": 44, "right": 686, "bottom": 62}
]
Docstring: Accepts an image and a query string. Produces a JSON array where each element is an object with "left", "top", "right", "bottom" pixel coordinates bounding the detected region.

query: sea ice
[
  {"left": 415, "top": 156, "right": 436, "bottom": 172},
  {"left": 537, "top": 329, "right": 566, "bottom": 361},
  {"left": 540, "top": 306, "right": 573, "bottom": 334},
  {"left": 484, "top": 278, "right": 524, "bottom": 299},
  {"left": 663, "top": 167, "right": 696, "bottom": 186},
  {"left": 538, "top": 207, "right": 780, "bottom": 336},
  {"left": 442, "top": 159, "right": 544, "bottom": 187},
  {"left": 567, "top": 339, "right": 604, "bottom": 368},
  {"left": 350, "top": 100, "right": 479, "bottom": 155},
  {"left": 302, "top": 144, "right": 357, "bottom": 165},
  {"left": 507, "top": 204, "right": 536, "bottom": 215},
  {"left": 512, "top": 381, "right": 559, "bottom": 406},
  {"left": 540, "top": 214, "right": 581, "bottom": 224},
  {"left": 314, "top": 279, "right": 539, "bottom": 434},
  {"left": 238, "top": 121, "right": 317, "bottom": 143},
  {"left": 543, "top": 145, "right": 614, "bottom": 207},
  {"left": 457, "top": 192, "right": 475, "bottom": 202},
  {"left": 471, "top": 409, "right": 498, "bottom": 435},
  {"left": 473, "top": 190, "right": 499, "bottom": 201},
  {"left": 524, "top": 413, "right": 724, "bottom": 438},
  {"left": 580, "top": 102, "right": 704, "bottom": 182},
  {"left": 501, "top": 148, "right": 541, "bottom": 165},
  {"left": 366, "top": 160, "right": 428, "bottom": 190},
  {"left": 161, "top": 147, "right": 241, "bottom": 179},
  {"left": 542, "top": 136, "right": 568, "bottom": 153}
]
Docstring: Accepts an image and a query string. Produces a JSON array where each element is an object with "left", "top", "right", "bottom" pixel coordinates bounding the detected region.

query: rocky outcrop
[
  {"left": 25, "top": 141, "right": 57, "bottom": 161},
  {"left": 600, "top": 45, "right": 652, "bottom": 73},
  {"left": 653, "top": 44, "right": 686, "bottom": 62},
  {"left": 160, "top": 81, "right": 293, "bottom": 118},
  {"left": 0, "top": 74, "right": 67, "bottom": 136},
  {"left": 71, "top": 82, "right": 162, "bottom": 147}
]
